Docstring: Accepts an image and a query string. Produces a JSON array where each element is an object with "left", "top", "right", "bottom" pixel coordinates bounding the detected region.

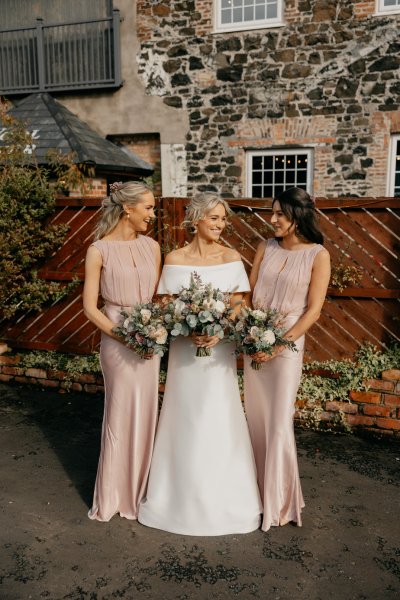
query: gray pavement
[{"left": 0, "top": 382, "right": 399, "bottom": 600}]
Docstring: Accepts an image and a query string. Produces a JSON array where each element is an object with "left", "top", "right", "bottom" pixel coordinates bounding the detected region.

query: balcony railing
[{"left": 0, "top": 9, "right": 122, "bottom": 95}]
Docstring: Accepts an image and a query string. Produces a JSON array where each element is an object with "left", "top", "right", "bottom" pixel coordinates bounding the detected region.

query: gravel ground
[{"left": 0, "top": 382, "right": 399, "bottom": 600}]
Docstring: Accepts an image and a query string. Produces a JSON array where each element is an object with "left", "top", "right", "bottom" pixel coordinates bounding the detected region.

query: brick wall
[{"left": 1, "top": 354, "right": 399, "bottom": 438}]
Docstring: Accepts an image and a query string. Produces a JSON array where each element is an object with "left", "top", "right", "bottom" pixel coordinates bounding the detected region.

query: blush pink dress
[
  {"left": 88, "top": 235, "right": 160, "bottom": 522},
  {"left": 244, "top": 237, "right": 324, "bottom": 532}
]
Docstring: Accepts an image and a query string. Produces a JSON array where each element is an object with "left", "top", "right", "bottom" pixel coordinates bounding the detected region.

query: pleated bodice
[{"left": 253, "top": 238, "right": 324, "bottom": 318}]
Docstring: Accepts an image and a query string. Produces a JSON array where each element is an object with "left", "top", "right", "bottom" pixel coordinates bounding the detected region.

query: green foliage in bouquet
[
  {"left": 113, "top": 302, "right": 169, "bottom": 358},
  {"left": 163, "top": 272, "right": 232, "bottom": 357},
  {"left": 230, "top": 306, "right": 297, "bottom": 369}
]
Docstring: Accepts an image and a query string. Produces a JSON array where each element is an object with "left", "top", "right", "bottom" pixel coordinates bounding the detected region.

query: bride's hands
[{"left": 192, "top": 334, "right": 220, "bottom": 349}]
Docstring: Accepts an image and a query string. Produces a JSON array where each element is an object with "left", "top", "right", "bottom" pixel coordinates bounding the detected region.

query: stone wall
[{"left": 136, "top": 0, "right": 400, "bottom": 197}]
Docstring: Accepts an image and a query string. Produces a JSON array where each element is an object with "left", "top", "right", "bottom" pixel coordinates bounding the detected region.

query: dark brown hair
[{"left": 273, "top": 187, "right": 324, "bottom": 244}]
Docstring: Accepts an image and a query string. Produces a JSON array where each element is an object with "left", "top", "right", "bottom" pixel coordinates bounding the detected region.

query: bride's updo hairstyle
[
  {"left": 94, "top": 181, "right": 153, "bottom": 240},
  {"left": 182, "top": 193, "right": 232, "bottom": 233},
  {"left": 274, "top": 187, "right": 324, "bottom": 245}
]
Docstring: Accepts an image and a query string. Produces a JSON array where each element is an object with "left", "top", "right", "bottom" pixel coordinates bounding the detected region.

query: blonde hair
[
  {"left": 182, "top": 193, "right": 232, "bottom": 232},
  {"left": 94, "top": 181, "right": 153, "bottom": 240}
]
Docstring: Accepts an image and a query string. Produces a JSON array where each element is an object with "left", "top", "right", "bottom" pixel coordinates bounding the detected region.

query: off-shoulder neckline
[{"left": 163, "top": 261, "right": 243, "bottom": 268}]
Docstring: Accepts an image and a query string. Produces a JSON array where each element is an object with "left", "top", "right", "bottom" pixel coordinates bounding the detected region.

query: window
[
  {"left": 215, "top": 0, "right": 284, "bottom": 33},
  {"left": 375, "top": 0, "right": 400, "bottom": 15},
  {"left": 388, "top": 135, "right": 400, "bottom": 197},
  {"left": 246, "top": 149, "right": 313, "bottom": 198}
]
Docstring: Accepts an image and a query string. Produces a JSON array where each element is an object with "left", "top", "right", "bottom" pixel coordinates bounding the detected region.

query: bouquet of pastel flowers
[
  {"left": 230, "top": 306, "right": 297, "bottom": 370},
  {"left": 113, "top": 302, "right": 169, "bottom": 358},
  {"left": 163, "top": 272, "right": 232, "bottom": 357}
]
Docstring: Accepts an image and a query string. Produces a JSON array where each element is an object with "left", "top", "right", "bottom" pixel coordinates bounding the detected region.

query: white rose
[
  {"left": 252, "top": 309, "right": 267, "bottom": 321},
  {"left": 250, "top": 326, "right": 261, "bottom": 339},
  {"left": 213, "top": 300, "right": 226, "bottom": 314},
  {"left": 174, "top": 299, "right": 186, "bottom": 314},
  {"left": 140, "top": 309, "right": 152, "bottom": 324},
  {"left": 154, "top": 327, "right": 168, "bottom": 345},
  {"left": 261, "top": 329, "right": 276, "bottom": 345}
]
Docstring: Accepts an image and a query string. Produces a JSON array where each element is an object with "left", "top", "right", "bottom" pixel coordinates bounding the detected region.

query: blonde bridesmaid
[
  {"left": 83, "top": 181, "right": 161, "bottom": 522},
  {"left": 244, "top": 187, "right": 330, "bottom": 532}
]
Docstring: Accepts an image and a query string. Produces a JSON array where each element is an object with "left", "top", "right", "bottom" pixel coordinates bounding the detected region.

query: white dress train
[{"left": 138, "top": 262, "right": 262, "bottom": 536}]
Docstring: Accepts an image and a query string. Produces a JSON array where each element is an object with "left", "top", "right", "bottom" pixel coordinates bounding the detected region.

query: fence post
[
  {"left": 112, "top": 9, "right": 122, "bottom": 87},
  {"left": 35, "top": 18, "right": 46, "bottom": 92}
]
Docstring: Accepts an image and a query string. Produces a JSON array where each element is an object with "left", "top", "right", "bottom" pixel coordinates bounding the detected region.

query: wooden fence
[{"left": 0, "top": 196, "right": 399, "bottom": 362}]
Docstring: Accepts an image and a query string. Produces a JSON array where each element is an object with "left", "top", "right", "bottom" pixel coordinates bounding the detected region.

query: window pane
[
  {"left": 264, "top": 156, "right": 273, "bottom": 170},
  {"left": 264, "top": 186, "right": 273, "bottom": 197},
  {"left": 297, "top": 155, "right": 308, "bottom": 168},
  {"left": 264, "top": 170, "right": 273, "bottom": 184},
  {"left": 286, "top": 170, "right": 295, "bottom": 183},
  {"left": 253, "top": 171, "right": 262, "bottom": 184},
  {"left": 221, "top": 9, "right": 232, "bottom": 23},
  {"left": 222, "top": 0, "right": 232, "bottom": 7},
  {"left": 266, "top": 3, "right": 277, "bottom": 18},
  {"left": 275, "top": 170, "right": 284, "bottom": 184},
  {"left": 275, "top": 185, "right": 284, "bottom": 196},
  {"left": 253, "top": 156, "right": 262, "bottom": 170},
  {"left": 255, "top": 5, "right": 265, "bottom": 19},
  {"left": 233, "top": 7, "right": 243, "bottom": 21},
  {"left": 252, "top": 185, "right": 262, "bottom": 197},
  {"left": 297, "top": 170, "right": 307, "bottom": 183},
  {"left": 384, "top": 0, "right": 396, "bottom": 6},
  {"left": 244, "top": 6, "right": 254, "bottom": 19},
  {"left": 244, "top": 0, "right": 254, "bottom": 5}
]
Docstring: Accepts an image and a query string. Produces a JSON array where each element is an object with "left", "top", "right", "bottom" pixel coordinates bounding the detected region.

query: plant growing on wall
[{"left": 0, "top": 104, "right": 82, "bottom": 319}]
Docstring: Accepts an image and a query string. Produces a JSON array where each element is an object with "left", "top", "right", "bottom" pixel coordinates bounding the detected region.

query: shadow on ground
[{"left": 0, "top": 382, "right": 399, "bottom": 600}]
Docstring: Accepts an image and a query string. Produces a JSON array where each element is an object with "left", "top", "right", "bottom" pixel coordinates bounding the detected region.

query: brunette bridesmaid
[
  {"left": 244, "top": 187, "right": 330, "bottom": 532},
  {"left": 83, "top": 181, "right": 161, "bottom": 521}
]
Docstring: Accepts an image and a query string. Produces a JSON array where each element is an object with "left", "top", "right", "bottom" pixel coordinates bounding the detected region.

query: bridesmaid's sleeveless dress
[
  {"left": 88, "top": 235, "right": 160, "bottom": 522},
  {"left": 244, "top": 238, "right": 324, "bottom": 532}
]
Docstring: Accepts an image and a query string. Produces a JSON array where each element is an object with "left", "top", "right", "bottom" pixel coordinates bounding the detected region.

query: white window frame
[
  {"left": 214, "top": 0, "right": 285, "bottom": 34},
  {"left": 387, "top": 134, "right": 400, "bottom": 197},
  {"left": 246, "top": 148, "right": 314, "bottom": 198},
  {"left": 375, "top": 0, "right": 400, "bottom": 16}
]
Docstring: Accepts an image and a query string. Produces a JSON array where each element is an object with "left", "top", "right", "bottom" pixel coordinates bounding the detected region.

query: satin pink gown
[
  {"left": 244, "top": 237, "right": 324, "bottom": 532},
  {"left": 88, "top": 235, "right": 160, "bottom": 522}
]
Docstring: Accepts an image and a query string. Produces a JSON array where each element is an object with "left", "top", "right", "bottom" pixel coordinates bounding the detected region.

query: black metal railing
[{"left": 0, "top": 9, "right": 122, "bottom": 95}]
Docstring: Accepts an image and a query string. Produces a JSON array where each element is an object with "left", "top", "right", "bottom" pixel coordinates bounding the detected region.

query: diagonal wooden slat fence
[{"left": 0, "top": 196, "right": 399, "bottom": 361}]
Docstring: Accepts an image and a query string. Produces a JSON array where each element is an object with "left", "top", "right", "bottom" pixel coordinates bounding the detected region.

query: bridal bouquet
[
  {"left": 113, "top": 302, "right": 169, "bottom": 358},
  {"left": 230, "top": 306, "right": 297, "bottom": 370},
  {"left": 163, "top": 272, "right": 232, "bottom": 357}
]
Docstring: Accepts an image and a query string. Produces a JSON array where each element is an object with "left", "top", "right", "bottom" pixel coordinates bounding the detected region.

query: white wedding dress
[{"left": 138, "top": 262, "right": 262, "bottom": 536}]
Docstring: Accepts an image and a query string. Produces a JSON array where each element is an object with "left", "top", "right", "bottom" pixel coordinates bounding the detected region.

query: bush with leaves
[{"left": 0, "top": 104, "right": 83, "bottom": 318}]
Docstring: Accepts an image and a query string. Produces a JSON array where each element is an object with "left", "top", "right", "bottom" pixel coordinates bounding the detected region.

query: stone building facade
[{"left": 135, "top": 0, "right": 400, "bottom": 198}]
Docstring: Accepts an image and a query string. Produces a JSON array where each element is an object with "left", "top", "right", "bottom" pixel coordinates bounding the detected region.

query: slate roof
[{"left": 2, "top": 93, "right": 153, "bottom": 176}]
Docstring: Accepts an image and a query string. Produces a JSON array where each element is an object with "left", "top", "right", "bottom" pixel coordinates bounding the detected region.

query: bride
[{"left": 138, "top": 193, "right": 262, "bottom": 536}]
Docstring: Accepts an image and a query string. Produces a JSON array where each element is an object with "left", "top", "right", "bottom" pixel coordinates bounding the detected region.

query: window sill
[
  {"left": 213, "top": 21, "right": 286, "bottom": 34},
  {"left": 373, "top": 10, "right": 400, "bottom": 16}
]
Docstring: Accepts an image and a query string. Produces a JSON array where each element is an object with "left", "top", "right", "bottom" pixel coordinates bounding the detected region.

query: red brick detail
[
  {"left": 346, "top": 415, "right": 375, "bottom": 427},
  {"left": 25, "top": 368, "right": 47, "bottom": 379},
  {"left": 2, "top": 366, "right": 24, "bottom": 376},
  {"left": 383, "top": 394, "right": 400, "bottom": 407},
  {"left": 76, "top": 373, "right": 96, "bottom": 384},
  {"left": 0, "top": 355, "right": 20, "bottom": 365},
  {"left": 40, "top": 379, "right": 59, "bottom": 388},
  {"left": 376, "top": 417, "right": 400, "bottom": 431},
  {"left": 349, "top": 390, "right": 381, "bottom": 404},
  {"left": 382, "top": 369, "right": 400, "bottom": 381},
  {"left": 365, "top": 378, "right": 395, "bottom": 392},
  {"left": 0, "top": 374, "right": 11, "bottom": 382},
  {"left": 325, "top": 401, "right": 358, "bottom": 414},
  {"left": 363, "top": 405, "right": 393, "bottom": 417}
]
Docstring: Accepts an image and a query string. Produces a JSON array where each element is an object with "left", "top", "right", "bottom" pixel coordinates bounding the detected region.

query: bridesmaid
[
  {"left": 83, "top": 181, "right": 161, "bottom": 522},
  {"left": 244, "top": 187, "right": 330, "bottom": 532}
]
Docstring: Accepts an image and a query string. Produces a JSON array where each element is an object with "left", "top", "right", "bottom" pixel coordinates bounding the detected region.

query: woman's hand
[
  {"left": 251, "top": 345, "right": 284, "bottom": 364},
  {"left": 192, "top": 334, "right": 220, "bottom": 349}
]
